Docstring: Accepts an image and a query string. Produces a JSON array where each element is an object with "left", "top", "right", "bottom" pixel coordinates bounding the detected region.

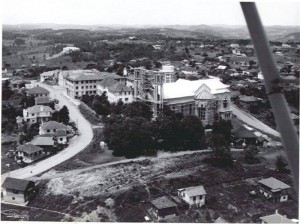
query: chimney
[
  {"left": 41, "top": 106, "right": 44, "bottom": 111},
  {"left": 275, "top": 210, "right": 278, "bottom": 214}
]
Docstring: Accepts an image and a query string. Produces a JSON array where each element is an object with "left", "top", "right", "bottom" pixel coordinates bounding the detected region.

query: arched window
[
  {"left": 198, "top": 104, "right": 206, "bottom": 120},
  {"left": 223, "top": 98, "right": 228, "bottom": 108}
]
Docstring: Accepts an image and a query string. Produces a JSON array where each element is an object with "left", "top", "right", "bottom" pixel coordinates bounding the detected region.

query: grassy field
[{"left": 4, "top": 149, "right": 296, "bottom": 222}]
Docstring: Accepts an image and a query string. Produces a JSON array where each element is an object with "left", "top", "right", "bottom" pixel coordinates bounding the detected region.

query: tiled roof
[
  {"left": 239, "top": 95, "right": 259, "bottom": 103},
  {"left": 17, "top": 144, "right": 43, "bottom": 154},
  {"left": 99, "top": 76, "right": 118, "bottom": 87},
  {"left": 27, "top": 86, "right": 49, "bottom": 94},
  {"left": 31, "top": 135, "right": 55, "bottom": 146},
  {"left": 26, "top": 105, "right": 53, "bottom": 114},
  {"left": 2, "top": 177, "right": 34, "bottom": 191},
  {"left": 258, "top": 177, "right": 291, "bottom": 190},
  {"left": 55, "top": 130, "right": 67, "bottom": 137},
  {"left": 40, "top": 121, "right": 68, "bottom": 130},
  {"left": 260, "top": 213, "right": 294, "bottom": 223},
  {"left": 35, "top": 97, "right": 50, "bottom": 105},
  {"left": 151, "top": 196, "right": 177, "bottom": 209},
  {"left": 108, "top": 82, "right": 133, "bottom": 93},
  {"left": 178, "top": 185, "right": 206, "bottom": 197},
  {"left": 66, "top": 69, "right": 123, "bottom": 82}
]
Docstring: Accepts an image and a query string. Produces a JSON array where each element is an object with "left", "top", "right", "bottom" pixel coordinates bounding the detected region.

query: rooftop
[
  {"left": 258, "top": 177, "right": 291, "bottom": 191},
  {"left": 260, "top": 212, "right": 294, "bottom": 223},
  {"left": 35, "top": 97, "right": 50, "bottom": 105},
  {"left": 40, "top": 121, "right": 68, "bottom": 130},
  {"left": 99, "top": 76, "right": 118, "bottom": 87},
  {"left": 27, "top": 86, "right": 49, "bottom": 95},
  {"left": 178, "top": 185, "right": 206, "bottom": 197},
  {"left": 108, "top": 82, "right": 133, "bottom": 93},
  {"left": 17, "top": 144, "right": 43, "bottom": 154},
  {"left": 31, "top": 135, "right": 55, "bottom": 146},
  {"left": 2, "top": 177, "right": 35, "bottom": 191},
  {"left": 163, "top": 78, "right": 230, "bottom": 99},
  {"left": 65, "top": 69, "right": 122, "bottom": 82},
  {"left": 151, "top": 196, "right": 177, "bottom": 209},
  {"left": 26, "top": 105, "right": 53, "bottom": 114}
]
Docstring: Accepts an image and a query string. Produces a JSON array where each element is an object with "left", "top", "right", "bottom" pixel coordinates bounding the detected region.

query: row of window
[{"left": 75, "top": 85, "right": 97, "bottom": 90}]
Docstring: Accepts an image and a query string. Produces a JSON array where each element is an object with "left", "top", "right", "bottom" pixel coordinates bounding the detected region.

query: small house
[
  {"left": 31, "top": 135, "right": 56, "bottom": 153},
  {"left": 260, "top": 210, "right": 294, "bottom": 223},
  {"left": 27, "top": 86, "right": 49, "bottom": 97},
  {"left": 150, "top": 196, "right": 177, "bottom": 220},
  {"left": 178, "top": 185, "right": 206, "bottom": 208},
  {"left": 1, "top": 177, "right": 36, "bottom": 205},
  {"left": 39, "top": 121, "right": 69, "bottom": 144},
  {"left": 258, "top": 177, "right": 291, "bottom": 202},
  {"left": 17, "top": 144, "right": 45, "bottom": 164},
  {"left": 23, "top": 105, "right": 53, "bottom": 124}
]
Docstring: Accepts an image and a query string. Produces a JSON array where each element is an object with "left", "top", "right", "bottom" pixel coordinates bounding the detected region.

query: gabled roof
[
  {"left": 31, "top": 135, "right": 55, "bottom": 146},
  {"left": 108, "top": 82, "right": 132, "bottom": 93},
  {"left": 2, "top": 177, "right": 34, "bottom": 191},
  {"left": 27, "top": 86, "right": 49, "bottom": 95},
  {"left": 17, "top": 144, "right": 43, "bottom": 154},
  {"left": 258, "top": 177, "right": 291, "bottom": 191},
  {"left": 151, "top": 196, "right": 177, "bottom": 209},
  {"left": 26, "top": 105, "right": 53, "bottom": 114},
  {"left": 40, "top": 121, "right": 68, "bottom": 130},
  {"left": 35, "top": 97, "right": 50, "bottom": 105},
  {"left": 239, "top": 95, "right": 259, "bottom": 103},
  {"left": 163, "top": 78, "right": 230, "bottom": 100},
  {"left": 260, "top": 213, "right": 294, "bottom": 223},
  {"left": 214, "top": 217, "right": 229, "bottom": 223},
  {"left": 178, "top": 185, "right": 206, "bottom": 197}
]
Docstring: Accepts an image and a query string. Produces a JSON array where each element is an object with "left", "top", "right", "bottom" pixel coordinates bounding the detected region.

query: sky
[{"left": 1, "top": 0, "right": 300, "bottom": 26}]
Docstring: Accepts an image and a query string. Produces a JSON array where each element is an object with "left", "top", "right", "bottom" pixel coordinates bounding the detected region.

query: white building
[
  {"left": 62, "top": 69, "right": 125, "bottom": 98},
  {"left": 39, "top": 121, "right": 69, "bottom": 144},
  {"left": 163, "top": 78, "right": 231, "bottom": 125},
  {"left": 178, "top": 185, "right": 206, "bottom": 208},
  {"left": 62, "top": 47, "right": 80, "bottom": 54},
  {"left": 23, "top": 105, "right": 53, "bottom": 124},
  {"left": 106, "top": 82, "right": 134, "bottom": 104},
  {"left": 40, "top": 70, "right": 59, "bottom": 82}
]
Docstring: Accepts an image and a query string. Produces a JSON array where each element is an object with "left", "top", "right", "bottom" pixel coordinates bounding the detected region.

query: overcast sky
[{"left": 1, "top": 0, "right": 300, "bottom": 26}]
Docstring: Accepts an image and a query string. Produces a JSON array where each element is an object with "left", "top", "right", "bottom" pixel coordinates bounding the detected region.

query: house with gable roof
[
  {"left": 150, "top": 196, "right": 177, "bottom": 220},
  {"left": 23, "top": 105, "right": 53, "bottom": 124},
  {"left": 258, "top": 177, "right": 291, "bottom": 202},
  {"left": 17, "top": 144, "right": 45, "bottom": 164},
  {"left": 2, "top": 177, "right": 36, "bottom": 205},
  {"left": 178, "top": 185, "right": 206, "bottom": 208},
  {"left": 27, "top": 86, "right": 49, "bottom": 97},
  {"left": 39, "top": 121, "right": 69, "bottom": 144},
  {"left": 260, "top": 210, "right": 294, "bottom": 223}
]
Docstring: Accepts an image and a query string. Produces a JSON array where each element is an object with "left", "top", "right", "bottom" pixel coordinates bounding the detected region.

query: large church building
[{"left": 132, "top": 65, "right": 232, "bottom": 125}]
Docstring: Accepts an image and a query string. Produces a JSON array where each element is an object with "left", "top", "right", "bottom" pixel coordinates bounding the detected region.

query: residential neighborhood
[{"left": 1, "top": 0, "right": 299, "bottom": 223}]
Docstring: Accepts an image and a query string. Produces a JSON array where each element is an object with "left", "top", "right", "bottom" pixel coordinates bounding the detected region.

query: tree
[
  {"left": 244, "top": 145, "right": 259, "bottom": 164},
  {"left": 109, "top": 117, "right": 156, "bottom": 158},
  {"left": 180, "top": 115, "right": 205, "bottom": 150},
  {"left": 276, "top": 155, "right": 289, "bottom": 173},
  {"left": 59, "top": 106, "right": 70, "bottom": 124},
  {"left": 14, "top": 38, "right": 25, "bottom": 46},
  {"left": 123, "top": 102, "right": 153, "bottom": 120},
  {"left": 52, "top": 106, "right": 70, "bottom": 124},
  {"left": 207, "top": 134, "right": 233, "bottom": 168},
  {"left": 212, "top": 119, "right": 232, "bottom": 141}
]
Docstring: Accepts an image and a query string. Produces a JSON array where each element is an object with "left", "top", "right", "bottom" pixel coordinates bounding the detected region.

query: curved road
[
  {"left": 231, "top": 104, "right": 280, "bottom": 138},
  {"left": 1, "top": 84, "right": 93, "bottom": 180}
]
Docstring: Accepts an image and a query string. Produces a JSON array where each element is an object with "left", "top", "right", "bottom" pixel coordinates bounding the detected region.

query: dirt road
[
  {"left": 231, "top": 104, "right": 280, "bottom": 138},
  {"left": 1, "top": 84, "right": 93, "bottom": 180}
]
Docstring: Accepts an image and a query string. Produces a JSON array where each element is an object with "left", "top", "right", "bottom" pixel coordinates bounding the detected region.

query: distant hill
[
  {"left": 275, "top": 32, "right": 300, "bottom": 42},
  {"left": 3, "top": 24, "right": 300, "bottom": 41}
]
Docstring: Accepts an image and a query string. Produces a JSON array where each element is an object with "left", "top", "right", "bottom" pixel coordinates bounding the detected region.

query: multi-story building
[
  {"left": 23, "top": 105, "right": 53, "bottom": 124},
  {"left": 27, "top": 86, "right": 49, "bottom": 98},
  {"left": 97, "top": 77, "right": 134, "bottom": 104},
  {"left": 132, "top": 66, "right": 231, "bottom": 124},
  {"left": 62, "top": 69, "right": 125, "bottom": 98}
]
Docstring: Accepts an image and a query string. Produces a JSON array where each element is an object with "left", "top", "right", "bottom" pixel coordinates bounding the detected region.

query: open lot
[{"left": 3, "top": 149, "right": 296, "bottom": 222}]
